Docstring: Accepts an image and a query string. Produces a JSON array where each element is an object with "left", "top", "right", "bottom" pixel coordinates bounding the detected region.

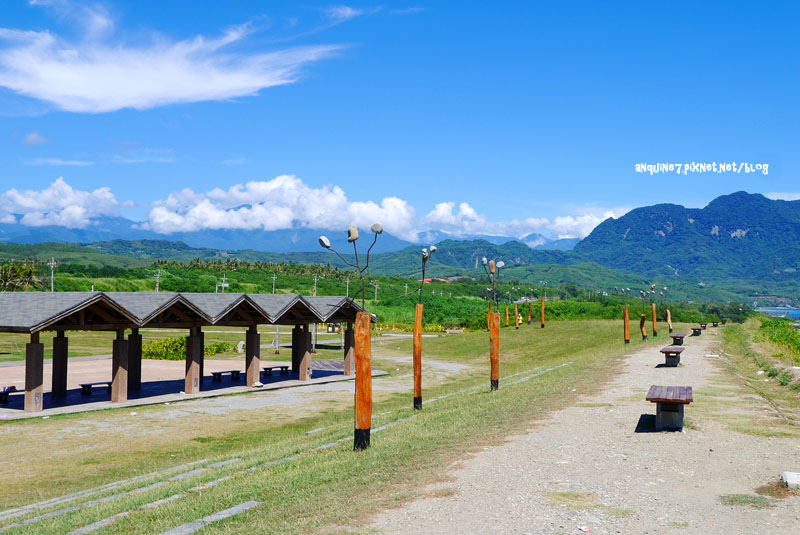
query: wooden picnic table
[
  {"left": 659, "top": 346, "right": 685, "bottom": 367},
  {"left": 669, "top": 333, "right": 686, "bottom": 346},
  {"left": 646, "top": 385, "right": 693, "bottom": 431},
  {"left": 691, "top": 327, "right": 702, "bottom": 336},
  {"left": 699, "top": 322, "right": 708, "bottom": 330}
]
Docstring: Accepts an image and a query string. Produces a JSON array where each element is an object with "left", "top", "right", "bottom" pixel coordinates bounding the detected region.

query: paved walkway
[{"left": 371, "top": 329, "right": 800, "bottom": 534}]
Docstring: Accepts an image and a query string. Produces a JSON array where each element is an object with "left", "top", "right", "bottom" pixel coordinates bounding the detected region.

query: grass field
[{"left": 0, "top": 321, "right": 656, "bottom": 533}]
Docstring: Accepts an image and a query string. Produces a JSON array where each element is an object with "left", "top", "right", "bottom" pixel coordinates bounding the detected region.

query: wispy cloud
[
  {"left": 0, "top": 7, "right": 343, "bottom": 113},
  {"left": 222, "top": 158, "right": 247, "bottom": 166},
  {"left": 108, "top": 148, "right": 174, "bottom": 164},
  {"left": 323, "top": 6, "right": 364, "bottom": 23},
  {"left": 23, "top": 131, "right": 48, "bottom": 145},
  {"left": 765, "top": 192, "right": 800, "bottom": 201},
  {"left": 26, "top": 157, "right": 94, "bottom": 166}
]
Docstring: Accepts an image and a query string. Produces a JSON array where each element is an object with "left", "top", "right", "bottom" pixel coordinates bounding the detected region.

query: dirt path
[{"left": 370, "top": 330, "right": 800, "bottom": 534}]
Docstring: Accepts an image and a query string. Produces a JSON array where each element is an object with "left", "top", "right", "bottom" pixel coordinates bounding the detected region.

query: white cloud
[
  {"left": 26, "top": 157, "right": 94, "bottom": 166},
  {"left": 23, "top": 131, "right": 48, "bottom": 145},
  {"left": 766, "top": 192, "right": 800, "bottom": 201},
  {"left": 0, "top": 13, "right": 342, "bottom": 113},
  {"left": 142, "top": 175, "right": 420, "bottom": 241},
  {"left": 323, "top": 6, "right": 364, "bottom": 22},
  {"left": 222, "top": 158, "right": 247, "bottom": 166},
  {"left": 0, "top": 177, "right": 120, "bottom": 227}
]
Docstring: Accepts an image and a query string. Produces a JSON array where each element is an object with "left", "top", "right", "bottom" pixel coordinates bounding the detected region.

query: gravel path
[{"left": 370, "top": 330, "right": 800, "bottom": 534}]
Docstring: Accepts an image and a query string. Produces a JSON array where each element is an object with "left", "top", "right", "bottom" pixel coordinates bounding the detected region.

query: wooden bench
[
  {"left": 699, "top": 322, "right": 707, "bottom": 330},
  {"left": 0, "top": 386, "right": 17, "bottom": 404},
  {"left": 262, "top": 366, "right": 289, "bottom": 377},
  {"left": 691, "top": 327, "right": 702, "bottom": 336},
  {"left": 669, "top": 333, "right": 686, "bottom": 346},
  {"left": 80, "top": 382, "right": 112, "bottom": 395},
  {"left": 211, "top": 370, "right": 242, "bottom": 382},
  {"left": 660, "top": 346, "right": 685, "bottom": 367},
  {"left": 712, "top": 321, "right": 719, "bottom": 327},
  {"left": 646, "top": 385, "right": 693, "bottom": 431}
]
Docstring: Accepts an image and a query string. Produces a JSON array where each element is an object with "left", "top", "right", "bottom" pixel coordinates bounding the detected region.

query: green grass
[
  {"left": 719, "top": 494, "right": 775, "bottom": 508},
  {"left": 0, "top": 319, "right": 644, "bottom": 534}
]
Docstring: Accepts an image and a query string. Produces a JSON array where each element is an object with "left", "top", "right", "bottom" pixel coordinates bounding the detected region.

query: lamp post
[
  {"left": 319, "top": 223, "right": 383, "bottom": 451},
  {"left": 412, "top": 244, "right": 436, "bottom": 410},
  {"left": 481, "top": 257, "right": 504, "bottom": 391}
]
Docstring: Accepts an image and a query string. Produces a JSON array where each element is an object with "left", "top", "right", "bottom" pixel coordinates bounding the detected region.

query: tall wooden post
[
  {"left": 246, "top": 325, "right": 261, "bottom": 387},
  {"left": 24, "top": 332, "right": 44, "bottom": 412},
  {"left": 354, "top": 311, "right": 372, "bottom": 450},
  {"left": 667, "top": 309, "right": 673, "bottom": 333},
  {"left": 413, "top": 304, "right": 423, "bottom": 409},
  {"left": 652, "top": 303, "right": 658, "bottom": 337},
  {"left": 111, "top": 329, "right": 128, "bottom": 403},
  {"left": 343, "top": 322, "right": 355, "bottom": 376},
  {"left": 128, "top": 328, "right": 143, "bottom": 391},
  {"left": 51, "top": 331, "right": 68, "bottom": 399},
  {"left": 489, "top": 312, "right": 500, "bottom": 391},
  {"left": 185, "top": 326, "right": 202, "bottom": 395},
  {"left": 640, "top": 314, "right": 648, "bottom": 341},
  {"left": 623, "top": 308, "right": 630, "bottom": 344},
  {"left": 487, "top": 302, "right": 492, "bottom": 331},
  {"left": 514, "top": 304, "right": 519, "bottom": 330},
  {"left": 528, "top": 301, "right": 532, "bottom": 325},
  {"left": 505, "top": 307, "right": 509, "bottom": 328},
  {"left": 540, "top": 296, "right": 546, "bottom": 328}
]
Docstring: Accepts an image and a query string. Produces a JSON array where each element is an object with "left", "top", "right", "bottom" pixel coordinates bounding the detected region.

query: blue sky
[{"left": 0, "top": 1, "right": 797, "bottom": 242}]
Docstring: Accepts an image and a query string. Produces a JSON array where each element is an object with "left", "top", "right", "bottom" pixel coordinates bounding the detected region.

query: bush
[{"left": 143, "top": 337, "right": 234, "bottom": 360}]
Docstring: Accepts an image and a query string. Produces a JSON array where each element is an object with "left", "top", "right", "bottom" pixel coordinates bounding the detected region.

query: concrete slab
[{"left": 781, "top": 471, "right": 800, "bottom": 489}]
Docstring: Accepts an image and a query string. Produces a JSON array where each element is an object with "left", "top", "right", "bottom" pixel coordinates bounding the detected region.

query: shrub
[{"left": 143, "top": 337, "right": 234, "bottom": 360}]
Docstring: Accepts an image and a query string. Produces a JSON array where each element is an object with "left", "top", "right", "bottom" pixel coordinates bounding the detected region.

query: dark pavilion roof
[{"left": 0, "top": 292, "right": 371, "bottom": 333}]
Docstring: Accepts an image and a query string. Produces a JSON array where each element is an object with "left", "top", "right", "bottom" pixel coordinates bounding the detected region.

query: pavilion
[{"left": 0, "top": 292, "right": 370, "bottom": 413}]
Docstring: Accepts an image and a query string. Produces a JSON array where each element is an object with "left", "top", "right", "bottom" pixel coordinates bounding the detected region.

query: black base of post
[
  {"left": 515, "top": 326, "right": 518, "bottom": 330},
  {"left": 669, "top": 328, "right": 673, "bottom": 333},
  {"left": 354, "top": 428, "right": 370, "bottom": 451},
  {"left": 654, "top": 333, "right": 658, "bottom": 337},
  {"left": 625, "top": 340, "right": 630, "bottom": 344},
  {"left": 527, "top": 321, "right": 531, "bottom": 325},
  {"left": 413, "top": 396, "right": 422, "bottom": 410},
  {"left": 642, "top": 335, "right": 648, "bottom": 341},
  {"left": 490, "top": 379, "right": 498, "bottom": 391},
  {"left": 540, "top": 324, "right": 545, "bottom": 328}
]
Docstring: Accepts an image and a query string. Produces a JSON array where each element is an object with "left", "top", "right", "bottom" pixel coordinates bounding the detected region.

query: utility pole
[
  {"left": 221, "top": 274, "right": 227, "bottom": 293},
  {"left": 346, "top": 277, "right": 350, "bottom": 298},
  {"left": 405, "top": 284, "right": 408, "bottom": 297},
  {"left": 373, "top": 282, "right": 378, "bottom": 301},
  {"left": 313, "top": 275, "right": 318, "bottom": 296},
  {"left": 155, "top": 270, "right": 162, "bottom": 292},
  {"left": 47, "top": 257, "right": 57, "bottom": 292},
  {"left": 272, "top": 273, "right": 276, "bottom": 294}
]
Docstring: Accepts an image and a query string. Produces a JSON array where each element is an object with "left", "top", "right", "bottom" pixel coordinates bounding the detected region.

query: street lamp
[
  {"left": 418, "top": 245, "right": 437, "bottom": 304},
  {"left": 319, "top": 223, "right": 383, "bottom": 309}
]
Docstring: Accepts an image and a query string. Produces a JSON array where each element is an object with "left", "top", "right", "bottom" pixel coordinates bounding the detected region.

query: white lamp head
[
  {"left": 347, "top": 226, "right": 359, "bottom": 243},
  {"left": 319, "top": 236, "right": 331, "bottom": 249},
  {"left": 371, "top": 223, "right": 383, "bottom": 235}
]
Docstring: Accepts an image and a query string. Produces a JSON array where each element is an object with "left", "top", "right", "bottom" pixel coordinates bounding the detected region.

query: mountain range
[{"left": 1, "top": 192, "right": 797, "bottom": 302}]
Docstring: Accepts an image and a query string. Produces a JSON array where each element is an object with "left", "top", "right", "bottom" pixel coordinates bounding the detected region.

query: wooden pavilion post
[
  {"left": 490, "top": 312, "right": 500, "bottom": 391},
  {"left": 413, "top": 303, "right": 423, "bottom": 410},
  {"left": 623, "top": 308, "right": 630, "bottom": 344},
  {"left": 24, "top": 332, "right": 44, "bottom": 412},
  {"left": 343, "top": 321, "right": 355, "bottom": 376},
  {"left": 354, "top": 311, "right": 372, "bottom": 450},
  {"left": 299, "top": 324, "right": 312, "bottom": 381},
  {"left": 291, "top": 326, "right": 301, "bottom": 374},
  {"left": 51, "top": 330, "right": 68, "bottom": 399},
  {"left": 111, "top": 329, "right": 129, "bottom": 403},
  {"left": 185, "top": 326, "right": 202, "bottom": 395},
  {"left": 128, "top": 328, "right": 142, "bottom": 392},
  {"left": 246, "top": 324, "right": 261, "bottom": 387}
]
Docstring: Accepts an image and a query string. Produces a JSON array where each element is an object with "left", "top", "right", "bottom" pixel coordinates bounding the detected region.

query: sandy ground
[{"left": 370, "top": 330, "right": 800, "bottom": 534}]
